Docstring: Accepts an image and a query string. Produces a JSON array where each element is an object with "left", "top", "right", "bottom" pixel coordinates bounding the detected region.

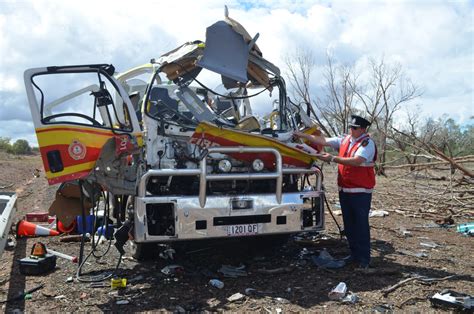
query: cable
[
  {"left": 76, "top": 183, "right": 123, "bottom": 282},
  {"left": 168, "top": 61, "right": 273, "bottom": 100},
  {"left": 91, "top": 192, "right": 113, "bottom": 259},
  {"left": 191, "top": 75, "right": 272, "bottom": 99},
  {"left": 76, "top": 250, "right": 123, "bottom": 283},
  {"left": 323, "top": 193, "right": 343, "bottom": 239}
]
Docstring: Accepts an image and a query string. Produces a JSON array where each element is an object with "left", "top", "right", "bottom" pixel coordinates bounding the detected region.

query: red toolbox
[{"left": 25, "top": 212, "right": 49, "bottom": 222}]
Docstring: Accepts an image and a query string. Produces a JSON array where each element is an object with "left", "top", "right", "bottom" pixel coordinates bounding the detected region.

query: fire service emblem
[{"left": 68, "top": 139, "right": 87, "bottom": 160}]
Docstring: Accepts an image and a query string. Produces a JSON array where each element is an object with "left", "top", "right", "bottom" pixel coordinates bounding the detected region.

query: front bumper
[{"left": 134, "top": 192, "right": 324, "bottom": 242}]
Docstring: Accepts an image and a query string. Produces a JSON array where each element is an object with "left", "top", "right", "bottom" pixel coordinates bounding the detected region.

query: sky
[{"left": 0, "top": 0, "right": 472, "bottom": 145}]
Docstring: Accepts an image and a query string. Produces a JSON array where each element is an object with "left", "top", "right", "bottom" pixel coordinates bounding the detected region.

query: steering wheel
[
  {"left": 149, "top": 100, "right": 178, "bottom": 121},
  {"left": 42, "top": 113, "right": 102, "bottom": 127}
]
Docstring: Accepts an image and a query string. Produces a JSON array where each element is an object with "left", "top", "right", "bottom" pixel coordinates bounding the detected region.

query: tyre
[{"left": 129, "top": 241, "right": 158, "bottom": 261}]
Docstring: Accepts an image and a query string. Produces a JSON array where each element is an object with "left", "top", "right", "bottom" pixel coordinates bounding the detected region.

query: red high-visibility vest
[{"left": 337, "top": 134, "right": 377, "bottom": 193}]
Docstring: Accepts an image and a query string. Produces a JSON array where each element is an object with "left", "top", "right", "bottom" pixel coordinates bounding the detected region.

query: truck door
[{"left": 24, "top": 64, "right": 142, "bottom": 185}]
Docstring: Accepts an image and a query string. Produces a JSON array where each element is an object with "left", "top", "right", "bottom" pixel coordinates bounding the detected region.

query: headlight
[
  {"left": 218, "top": 159, "right": 232, "bottom": 173},
  {"left": 252, "top": 159, "right": 264, "bottom": 172}
]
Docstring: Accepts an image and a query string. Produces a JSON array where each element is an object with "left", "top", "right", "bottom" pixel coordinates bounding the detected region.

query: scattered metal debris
[
  {"left": 328, "top": 282, "right": 347, "bottom": 300},
  {"left": 209, "top": 279, "right": 224, "bottom": 289},
  {"left": 419, "top": 241, "right": 440, "bottom": 249},
  {"left": 161, "top": 265, "right": 184, "bottom": 276},
  {"left": 342, "top": 292, "right": 359, "bottom": 304},
  {"left": 430, "top": 289, "right": 472, "bottom": 310},
  {"left": 159, "top": 248, "right": 176, "bottom": 260},
  {"left": 398, "top": 249, "right": 428, "bottom": 258},
  {"left": 218, "top": 264, "right": 247, "bottom": 278}
]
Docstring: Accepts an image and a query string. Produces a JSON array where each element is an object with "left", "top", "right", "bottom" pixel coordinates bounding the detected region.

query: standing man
[{"left": 294, "top": 115, "right": 377, "bottom": 268}]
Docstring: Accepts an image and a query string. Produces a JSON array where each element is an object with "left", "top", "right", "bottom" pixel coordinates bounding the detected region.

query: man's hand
[
  {"left": 293, "top": 131, "right": 306, "bottom": 140},
  {"left": 316, "top": 152, "right": 333, "bottom": 162}
]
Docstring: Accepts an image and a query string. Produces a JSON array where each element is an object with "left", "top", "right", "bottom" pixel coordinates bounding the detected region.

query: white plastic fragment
[
  {"left": 369, "top": 210, "right": 389, "bottom": 217},
  {"left": 227, "top": 292, "right": 245, "bottom": 302}
]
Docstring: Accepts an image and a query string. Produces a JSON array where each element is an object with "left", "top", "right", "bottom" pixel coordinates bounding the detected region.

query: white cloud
[{"left": 0, "top": 0, "right": 472, "bottom": 145}]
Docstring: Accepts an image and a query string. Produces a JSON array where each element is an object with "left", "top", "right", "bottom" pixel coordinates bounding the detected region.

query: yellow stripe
[
  {"left": 135, "top": 133, "right": 144, "bottom": 146},
  {"left": 36, "top": 126, "right": 143, "bottom": 147},
  {"left": 197, "top": 122, "right": 316, "bottom": 164},
  {"left": 36, "top": 124, "right": 114, "bottom": 134},
  {"left": 37, "top": 130, "right": 112, "bottom": 148},
  {"left": 45, "top": 161, "right": 96, "bottom": 179}
]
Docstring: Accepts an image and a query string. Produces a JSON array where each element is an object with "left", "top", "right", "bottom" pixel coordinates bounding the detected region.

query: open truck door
[{"left": 24, "top": 64, "right": 142, "bottom": 185}]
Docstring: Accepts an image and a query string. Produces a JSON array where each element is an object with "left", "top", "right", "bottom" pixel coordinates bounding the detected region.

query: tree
[
  {"left": 285, "top": 49, "right": 332, "bottom": 136},
  {"left": 0, "top": 137, "right": 11, "bottom": 151},
  {"left": 285, "top": 51, "right": 359, "bottom": 136},
  {"left": 11, "top": 139, "right": 32, "bottom": 155},
  {"left": 352, "top": 58, "right": 422, "bottom": 175}
]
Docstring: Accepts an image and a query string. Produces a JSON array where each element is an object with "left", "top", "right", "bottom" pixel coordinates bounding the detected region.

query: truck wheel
[{"left": 129, "top": 241, "right": 157, "bottom": 261}]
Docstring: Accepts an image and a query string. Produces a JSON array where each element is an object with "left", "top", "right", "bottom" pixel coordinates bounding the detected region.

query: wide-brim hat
[{"left": 348, "top": 115, "right": 371, "bottom": 128}]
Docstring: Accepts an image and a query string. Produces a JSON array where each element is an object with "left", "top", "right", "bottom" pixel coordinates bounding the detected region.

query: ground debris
[{"left": 1, "top": 157, "right": 472, "bottom": 312}]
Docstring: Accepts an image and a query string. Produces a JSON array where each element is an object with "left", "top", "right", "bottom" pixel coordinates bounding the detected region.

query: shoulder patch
[{"left": 361, "top": 139, "right": 369, "bottom": 147}]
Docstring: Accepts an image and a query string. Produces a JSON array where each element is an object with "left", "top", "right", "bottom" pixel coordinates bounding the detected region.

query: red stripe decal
[
  {"left": 39, "top": 145, "right": 101, "bottom": 172},
  {"left": 47, "top": 171, "right": 91, "bottom": 185}
]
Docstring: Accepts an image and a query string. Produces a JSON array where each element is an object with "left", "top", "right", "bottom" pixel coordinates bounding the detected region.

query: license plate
[{"left": 226, "top": 224, "right": 259, "bottom": 236}]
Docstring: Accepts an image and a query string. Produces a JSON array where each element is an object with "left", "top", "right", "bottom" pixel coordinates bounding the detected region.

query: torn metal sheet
[
  {"left": 0, "top": 192, "right": 17, "bottom": 258},
  {"left": 197, "top": 20, "right": 249, "bottom": 83},
  {"left": 190, "top": 122, "right": 318, "bottom": 169}
]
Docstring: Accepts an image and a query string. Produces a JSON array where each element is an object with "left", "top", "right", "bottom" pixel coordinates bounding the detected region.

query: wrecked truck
[{"left": 24, "top": 10, "right": 325, "bottom": 258}]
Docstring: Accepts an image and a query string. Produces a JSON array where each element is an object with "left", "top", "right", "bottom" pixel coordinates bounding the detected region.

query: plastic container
[
  {"left": 96, "top": 224, "right": 115, "bottom": 239},
  {"left": 111, "top": 278, "right": 127, "bottom": 289},
  {"left": 76, "top": 215, "right": 95, "bottom": 234},
  {"left": 209, "top": 279, "right": 224, "bottom": 289},
  {"left": 328, "top": 282, "right": 347, "bottom": 300},
  {"left": 456, "top": 222, "right": 474, "bottom": 233}
]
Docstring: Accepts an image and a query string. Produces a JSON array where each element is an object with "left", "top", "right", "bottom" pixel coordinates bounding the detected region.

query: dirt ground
[{"left": 0, "top": 152, "right": 472, "bottom": 312}]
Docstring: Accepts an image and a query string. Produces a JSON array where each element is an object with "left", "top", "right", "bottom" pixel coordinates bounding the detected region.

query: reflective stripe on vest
[{"left": 338, "top": 186, "right": 374, "bottom": 193}]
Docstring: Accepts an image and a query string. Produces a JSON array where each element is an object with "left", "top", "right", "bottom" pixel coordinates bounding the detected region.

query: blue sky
[{"left": 0, "top": 0, "right": 472, "bottom": 145}]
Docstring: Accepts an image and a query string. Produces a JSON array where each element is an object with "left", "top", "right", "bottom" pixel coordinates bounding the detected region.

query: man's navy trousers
[{"left": 339, "top": 191, "right": 372, "bottom": 267}]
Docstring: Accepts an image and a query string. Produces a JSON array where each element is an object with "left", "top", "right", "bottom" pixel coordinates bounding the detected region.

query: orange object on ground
[
  {"left": 17, "top": 220, "right": 60, "bottom": 237},
  {"left": 31, "top": 242, "right": 47, "bottom": 257},
  {"left": 57, "top": 219, "right": 76, "bottom": 234}
]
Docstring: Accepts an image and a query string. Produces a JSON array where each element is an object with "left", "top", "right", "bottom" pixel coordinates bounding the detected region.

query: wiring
[
  {"left": 169, "top": 61, "right": 274, "bottom": 100},
  {"left": 76, "top": 181, "right": 123, "bottom": 282},
  {"left": 303, "top": 164, "right": 343, "bottom": 238},
  {"left": 324, "top": 193, "right": 343, "bottom": 239}
]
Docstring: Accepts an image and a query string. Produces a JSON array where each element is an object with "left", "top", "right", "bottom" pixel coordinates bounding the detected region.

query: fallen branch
[
  {"left": 255, "top": 266, "right": 294, "bottom": 274},
  {"left": 430, "top": 145, "right": 474, "bottom": 178},
  {"left": 382, "top": 275, "right": 457, "bottom": 296},
  {"left": 0, "top": 183, "right": 14, "bottom": 189},
  {"left": 382, "top": 277, "right": 419, "bottom": 296},
  {"left": 385, "top": 158, "right": 474, "bottom": 169}
]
